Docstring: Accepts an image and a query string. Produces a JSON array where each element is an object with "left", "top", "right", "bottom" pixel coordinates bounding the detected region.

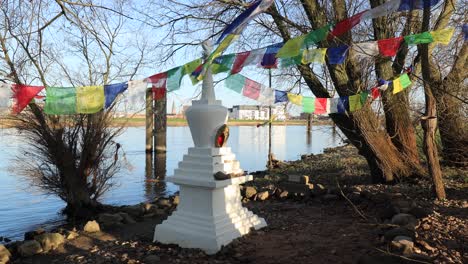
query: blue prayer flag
[
  {"left": 104, "top": 82, "right": 128, "bottom": 108},
  {"left": 398, "top": 0, "right": 439, "bottom": 11},
  {"left": 261, "top": 43, "right": 284, "bottom": 68},
  {"left": 274, "top": 90, "right": 288, "bottom": 103},
  {"left": 337, "top": 96, "right": 349, "bottom": 113},
  {"left": 327, "top": 46, "right": 349, "bottom": 64},
  {"left": 463, "top": 24, "right": 468, "bottom": 41}
]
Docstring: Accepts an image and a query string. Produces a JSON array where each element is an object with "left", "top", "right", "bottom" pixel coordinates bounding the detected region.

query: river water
[{"left": 0, "top": 125, "right": 342, "bottom": 241}]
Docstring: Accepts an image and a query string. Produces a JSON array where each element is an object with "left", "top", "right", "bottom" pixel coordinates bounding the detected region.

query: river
[{"left": 0, "top": 125, "right": 342, "bottom": 241}]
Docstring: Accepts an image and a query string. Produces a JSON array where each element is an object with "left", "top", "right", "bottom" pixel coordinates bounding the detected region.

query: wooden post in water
[
  {"left": 146, "top": 89, "right": 154, "bottom": 153},
  {"left": 154, "top": 88, "right": 167, "bottom": 154},
  {"left": 306, "top": 113, "right": 312, "bottom": 133},
  {"left": 268, "top": 69, "right": 273, "bottom": 170}
]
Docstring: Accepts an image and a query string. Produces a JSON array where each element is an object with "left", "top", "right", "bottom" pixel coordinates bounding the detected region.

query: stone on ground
[
  {"left": 144, "top": 254, "right": 161, "bottom": 263},
  {"left": 83, "top": 220, "right": 101, "bottom": 233},
  {"left": 390, "top": 235, "right": 414, "bottom": 255},
  {"left": 18, "top": 240, "right": 43, "bottom": 257},
  {"left": 173, "top": 195, "right": 180, "bottom": 205},
  {"left": 384, "top": 227, "right": 414, "bottom": 241},
  {"left": 391, "top": 213, "right": 417, "bottom": 228},
  {"left": 0, "top": 245, "right": 11, "bottom": 264},
  {"left": 118, "top": 212, "right": 137, "bottom": 224},
  {"left": 98, "top": 213, "right": 124, "bottom": 226},
  {"left": 24, "top": 228, "right": 46, "bottom": 240},
  {"left": 245, "top": 186, "right": 257, "bottom": 199},
  {"left": 34, "top": 233, "right": 65, "bottom": 252},
  {"left": 256, "top": 191, "right": 269, "bottom": 201},
  {"left": 157, "top": 198, "right": 172, "bottom": 208},
  {"left": 65, "top": 230, "right": 79, "bottom": 240}
]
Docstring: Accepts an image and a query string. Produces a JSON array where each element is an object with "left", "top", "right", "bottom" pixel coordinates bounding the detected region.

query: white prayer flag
[
  {"left": 327, "top": 98, "right": 339, "bottom": 114},
  {"left": 0, "top": 83, "right": 13, "bottom": 111},
  {"left": 126, "top": 79, "right": 148, "bottom": 110},
  {"left": 361, "top": 0, "right": 401, "bottom": 21},
  {"left": 352, "top": 42, "right": 379, "bottom": 59},
  {"left": 257, "top": 85, "right": 275, "bottom": 105},
  {"left": 244, "top": 48, "right": 266, "bottom": 67}
]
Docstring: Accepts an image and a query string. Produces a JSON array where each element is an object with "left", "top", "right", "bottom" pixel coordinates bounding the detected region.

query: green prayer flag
[
  {"left": 360, "top": 92, "right": 369, "bottom": 105},
  {"left": 404, "top": 32, "right": 434, "bottom": 45},
  {"left": 302, "top": 96, "right": 315, "bottom": 113},
  {"left": 279, "top": 55, "right": 302, "bottom": 68},
  {"left": 212, "top": 54, "right": 236, "bottom": 74},
  {"left": 184, "top": 58, "right": 202, "bottom": 85},
  {"left": 44, "top": 87, "right": 77, "bottom": 115},
  {"left": 276, "top": 35, "right": 306, "bottom": 58},
  {"left": 225, "top": 74, "right": 246, "bottom": 94},
  {"left": 166, "top": 66, "right": 184, "bottom": 91},
  {"left": 303, "top": 24, "right": 333, "bottom": 47},
  {"left": 399, "top": 73, "right": 411, "bottom": 89},
  {"left": 349, "top": 94, "right": 362, "bottom": 112},
  {"left": 76, "top": 86, "right": 105, "bottom": 114}
]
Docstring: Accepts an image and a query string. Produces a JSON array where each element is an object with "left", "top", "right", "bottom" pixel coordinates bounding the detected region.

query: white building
[{"left": 228, "top": 105, "right": 286, "bottom": 121}]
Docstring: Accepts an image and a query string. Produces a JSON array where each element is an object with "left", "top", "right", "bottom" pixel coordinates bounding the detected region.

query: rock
[
  {"left": 143, "top": 203, "right": 156, "bottom": 213},
  {"left": 214, "top": 171, "right": 232, "bottom": 180},
  {"left": 378, "top": 205, "right": 400, "bottom": 220},
  {"left": 24, "top": 228, "right": 46, "bottom": 240},
  {"left": 173, "top": 195, "right": 180, "bottom": 205},
  {"left": 98, "top": 213, "right": 124, "bottom": 227},
  {"left": 119, "top": 212, "right": 137, "bottom": 224},
  {"left": 65, "top": 230, "right": 79, "bottom": 240},
  {"left": 0, "top": 245, "right": 11, "bottom": 264},
  {"left": 257, "top": 191, "right": 269, "bottom": 201},
  {"left": 34, "top": 233, "right": 65, "bottom": 252},
  {"left": 18, "top": 240, "right": 43, "bottom": 257},
  {"left": 83, "top": 220, "right": 101, "bottom": 233},
  {"left": 278, "top": 190, "right": 289, "bottom": 199},
  {"left": 122, "top": 204, "right": 145, "bottom": 217},
  {"left": 408, "top": 207, "right": 432, "bottom": 219},
  {"left": 384, "top": 227, "right": 414, "bottom": 241},
  {"left": 391, "top": 213, "right": 418, "bottom": 229},
  {"left": 144, "top": 254, "right": 161, "bottom": 264},
  {"left": 245, "top": 186, "right": 257, "bottom": 199},
  {"left": 416, "top": 239, "right": 436, "bottom": 252},
  {"left": 310, "top": 183, "right": 327, "bottom": 196},
  {"left": 157, "top": 198, "right": 172, "bottom": 208},
  {"left": 391, "top": 236, "right": 414, "bottom": 255}
]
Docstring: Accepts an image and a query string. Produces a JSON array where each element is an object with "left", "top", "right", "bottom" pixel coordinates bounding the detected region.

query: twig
[
  {"left": 374, "top": 247, "right": 432, "bottom": 264},
  {"left": 335, "top": 178, "right": 368, "bottom": 221}
]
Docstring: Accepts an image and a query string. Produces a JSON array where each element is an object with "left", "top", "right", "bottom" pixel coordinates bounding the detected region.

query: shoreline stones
[
  {"left": 18, "top": 240, "right": 43, "bottom": 257},
  {"left": 0, "top": 244, "right": 11, "bottom": 264},
  {"left": 83, "top": 220, "right": 101, "bottom": 233},
  {"left": 34, "top": 233, "right": 65, "bottom": 253}
]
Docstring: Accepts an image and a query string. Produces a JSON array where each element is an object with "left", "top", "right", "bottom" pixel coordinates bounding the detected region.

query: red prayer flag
[
  {"left": 153, "top": 88, "right": 166, "bottom": 100},
  {"left": 378, "top": 36, "right": 404, "bottom": 57},
  {"left": 328, "top": 11, "right": 366, "bottom": 40},
  {"left": 11, "top": 84, "right": 44, "bottom": 114},
  {"left": 370, "top": 87, "right": 381, "bottom": 99},
  {"left": 146, "top": 72, "right": 167, "bottom": 89},
  {"left": 242, "top": 79, "right": 261, "bottom": 100},
  {"left": 231, "top": 51, "right": 251, "bottom": 74},
  {"left": 314, "top": 98, "right": 328, "bottom": 114}
]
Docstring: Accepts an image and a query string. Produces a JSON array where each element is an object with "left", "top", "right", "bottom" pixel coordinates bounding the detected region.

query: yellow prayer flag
[
  {"left": 392, "top": 77, "right": 403, "bottom": 94},
  {"left": 430, "top": 28, "right": 455, "bottom": 45},
  {"left": 301, "top": 48, "right": 327, "bottom": 64},
  {"left": 76, "top": 86, "right": 105, "bottom": 114},
  {"left": 287, "top": 93, "right": 303, "bottom": 105},
  {"left": 349, "top": 94, "right": 362, "bottom": 112}
]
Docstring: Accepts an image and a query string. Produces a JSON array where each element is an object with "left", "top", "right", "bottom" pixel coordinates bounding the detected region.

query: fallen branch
[{"left": 335, "top": 178, "right": 367, "bottom": 221}]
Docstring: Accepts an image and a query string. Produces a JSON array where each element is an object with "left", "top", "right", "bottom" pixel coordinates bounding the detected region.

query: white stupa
[{"left": 153, "top": 42, "right": 266, "bottom": 254}]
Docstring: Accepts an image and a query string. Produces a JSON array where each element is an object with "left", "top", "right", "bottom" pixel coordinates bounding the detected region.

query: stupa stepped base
[{"left": 154, "top": 176, "right": 267, "bottom": 254}]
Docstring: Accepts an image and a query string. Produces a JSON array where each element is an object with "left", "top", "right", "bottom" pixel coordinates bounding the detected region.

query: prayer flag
[
  {"left": 361, "top": 0, "right": 400, "bottom": 20},
  {"left": 104, "top": 82, "right": 128, "bottom": 108},
  {"left": 399, "top": 73, "right": 411, "bottom": 89},
  {"left": 44, "top": 87, "right": 77, "bottom": 115},
  {"left": 199, "top": 34, "right": 239, "bottom": 80},
  {"left": 147, "top": 72, "right": 168, "bottom": 89},
  {"left": 392, "top": 77, "right": 403, "bottom": 94},
  {"left": 398, "top": 0, "right": 440, "bottom": 11},
  {"left": 76, "top": 86, "right": 105, "bottom": 114},
  {"left": 314, "top": 98, "right": 327, "bottom": 115},
  {"left": 337, "top": 97, "right": 349, "bottom": 113},
  {"left": 463, "top": 24, "right": 468, "bottom": 41},
  {"left": 242, "top": 78, "right": 261, "bottom": 100},
  {"left": 302, "top": 96, "right": 315, "bottom": 113},
  {"left": 349, "top": 94, "right": 362, "bottom": 112},
  {"left": 360, "top": 92, "right": 369, "bottom": 105},
  {"left": 352, "top": 41, "right": 379, "bottom": 59},
  {"left": 191, "top": 64, "right": 204, "bottom": 82},
  {"left": 287, "top": 93, "right": 303, "bottom": 105},
  {"left": 257, "top": 86, "right": 275, "bottom": 105},
  {"left": 329, "top": 11, "right": 366, "bottom": 39},
  {"left": 404, "top": 32, "right": 434, "bottom": 45},
  {"left": 370, "top": 87, "right": 380, "bottom": 99},
  {"left": 327, "top": 46, "right": 349, "bottom": 64},
  {"left": 212, "top": 54, "right": 236, "bottom": 74},
  {"left": 231, "top": 51, "right": 251, "bottom": 74},
  {"left": 127, "top": 79, "right": 148, "bottom": 108},
  {"left": 279, "top": 55, "right": 302, "bottom": 68},
  {"left": 244, "top": 48, "right": 266, "bottom": 67},
  {"left": 301, "top": 48, "right": 327, "bottom": 64},
  {"left": 0, "top": 83, "right": 13, "bottom": 111},
  {"left": 327, "top": 98, "right": 339, "bottom": 114},
  {"left": 303, "top": 24, "right": 333, "bottom": 46},
  {"left": 167, "top": 66, "right": 184, "bottom": 91},
  {"left": 430, "top": 28, "right": 454, "bottom": 45},
  {"left": 153, "top": 88, "right": 166, "bottom": 100},
  {"left": 11, "top": 84, "right": 45, "bottom": 114},
  {"left": 225, "top": 74, "right": 246, "bottom": 93},
  {"left": 261, "top": 43, "right": 283, "bottom": 68},
  {"left": 276, "top": 35, "right": 306, "bottom": 58},
  {"left": 216, "top": 0, "right": 274, "bottom": 44},
  {"left": 183, "top": 59, "right": 202, "bottom": 84},
  {"left": 274, "top": 90, "right": 288, "bottom": 103},
  {"left": 378, "top": 36, "right": 404, "bottom": 57}
]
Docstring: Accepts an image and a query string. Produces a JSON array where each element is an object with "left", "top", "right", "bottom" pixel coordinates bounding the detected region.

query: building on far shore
[{"left": 228, "top": 105, "right": 286, "bottom": 121}]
